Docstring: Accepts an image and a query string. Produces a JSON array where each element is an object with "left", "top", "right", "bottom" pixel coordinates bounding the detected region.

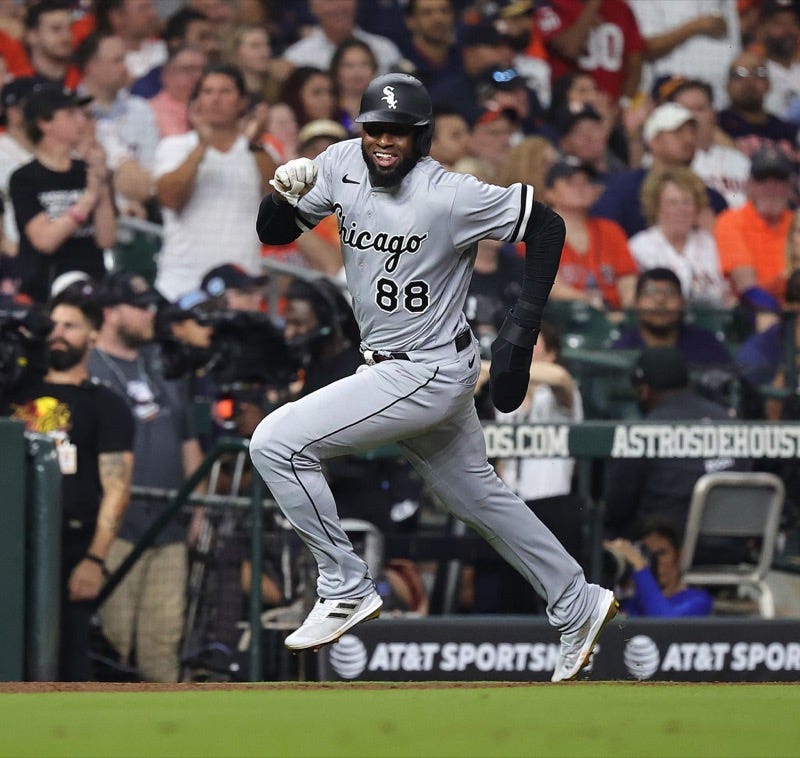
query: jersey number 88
[{"left": 376, "top": 277, "right": 430, "bottom": 313}]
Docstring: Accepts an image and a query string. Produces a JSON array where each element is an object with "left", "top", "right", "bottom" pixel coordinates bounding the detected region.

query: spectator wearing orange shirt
[
  {"left": 714, "top": 145, "right": 794, "bottom": 300},
  {"left": 14, "top": 1, "right": 82, "bottom": 89},
  {"left": 546, "top": 157, "right": 637, "bottom": 310}
]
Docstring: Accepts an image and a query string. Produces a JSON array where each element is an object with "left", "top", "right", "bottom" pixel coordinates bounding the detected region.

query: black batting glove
[{"left": 489, "top": 311, "right": 539, "bottom": 413}]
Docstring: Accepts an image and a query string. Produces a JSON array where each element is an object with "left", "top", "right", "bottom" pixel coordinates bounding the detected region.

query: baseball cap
[
  {"left": 497, "top": 0, "right": 534, "bottom": 17},
  {"left": 480, "top": 66, "right": 526, "bottom": 92},
  {"left": 50, "top": 270, "right": 93, "bottom": 299},
  {"left": 749, "top": 145, "right": 794, "bottom": 181},
  {"left": 297, "top": 119, "right": 347, "bottom": 151},
  {"left": 642, "top": 102, "right": 696, "bottom": 144},
  {"left": 200, "top": 263, "right": 268, "bottom": 298},
  {"left": 23, "top": 84, "right": 92, "bottom": 125},
  {"left": 1, "top": 76, "right": 37, "bottom": 109},
  {"left": 99, "top": 271, "right": 161, "bottom": 308},
  {"left": 545, "top": 156, "right": 602, "bottom": 187},
  {"left": 651, "top": 74, "right": 689, "bottom": 105},
  {"left": 461, "top": 20, "right": 512, "bottom": 47},
  {"left": 470, "top": 104, "right": 519, "bottom": 128},
  {"left": 554, "top": 102, "right": 602, "bottom": 136},
  {"left": 761, "top": 0, "right": 800, "bottom": 20},
  {"left": 160, "top": 288, "right": 216, "bottom": 323},
  {"left": 630, "top": 347, "right": 690, "bottom": 391}
]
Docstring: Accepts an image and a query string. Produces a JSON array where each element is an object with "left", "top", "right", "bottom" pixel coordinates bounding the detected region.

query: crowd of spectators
[{"left": 1, "top": 0, "right": 800, "bottom": 679}]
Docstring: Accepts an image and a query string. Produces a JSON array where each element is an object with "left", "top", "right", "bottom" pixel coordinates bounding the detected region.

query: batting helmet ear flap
[{"left": 415, "top": 120, "right": 434, "bottom": 157}]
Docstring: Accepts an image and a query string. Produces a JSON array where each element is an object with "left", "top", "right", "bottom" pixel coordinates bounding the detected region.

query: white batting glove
[{"left": 269, "top": 158, "right": 318, "bottom": 207}]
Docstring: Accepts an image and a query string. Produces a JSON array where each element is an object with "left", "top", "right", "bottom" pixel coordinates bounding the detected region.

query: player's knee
[{"left": 249, "top": 412, "right": 291, "bottom": 474}]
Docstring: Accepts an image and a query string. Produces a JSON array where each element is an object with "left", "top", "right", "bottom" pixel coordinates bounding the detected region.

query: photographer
[
  {"left": 4, "top": 282, "right": 135, "bottom": 679},
  {"left": 604, "top": 519, "right": 713, "bottom": 617}
]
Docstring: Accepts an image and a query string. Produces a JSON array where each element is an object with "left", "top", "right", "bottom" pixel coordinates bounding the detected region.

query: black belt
[{"left": 367, "top": 328, "right": 472, "bottom": 364}]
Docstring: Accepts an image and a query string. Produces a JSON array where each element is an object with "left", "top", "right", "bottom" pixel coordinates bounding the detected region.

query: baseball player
[{"left": 251, "top": 73, "right": 617, "bottom": 682}]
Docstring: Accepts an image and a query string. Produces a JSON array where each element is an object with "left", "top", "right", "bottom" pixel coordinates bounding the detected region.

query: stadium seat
[{"left": 680, "top": 472, "right": 785, "bottom": 618}]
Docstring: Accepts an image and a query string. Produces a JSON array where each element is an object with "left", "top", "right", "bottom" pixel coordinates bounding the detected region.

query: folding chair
[{"left": 680, "top": 472, "right": 785, "bottom": 618}]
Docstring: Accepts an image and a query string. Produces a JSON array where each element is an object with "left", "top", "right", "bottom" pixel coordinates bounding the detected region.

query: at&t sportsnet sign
[
  {"left": 318, "top": 618, "right": 800, "bottom": 682},
  {"left": 482, "top": 422, "right": 800, "bottom": 459}
]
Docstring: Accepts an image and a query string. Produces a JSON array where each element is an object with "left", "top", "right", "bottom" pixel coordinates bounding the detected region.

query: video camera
[
  {"left": 159, "top": 308, "right": 299, "bottom": 391},
  {"left": 203, "top": 310, "right": 299, "bottom": 390},
  {"left": 0, "top": 305, "right": 53, "bottom": 398}
]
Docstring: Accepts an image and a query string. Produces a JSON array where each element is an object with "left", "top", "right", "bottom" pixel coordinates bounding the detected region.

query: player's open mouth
[{"left": 373, "top": 151, "right": 398, "bottom": 168}]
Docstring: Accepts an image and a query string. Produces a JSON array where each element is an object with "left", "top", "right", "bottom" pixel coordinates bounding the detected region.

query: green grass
[{"left": 1, "top": 683, "right": 798, "bottom": 757}]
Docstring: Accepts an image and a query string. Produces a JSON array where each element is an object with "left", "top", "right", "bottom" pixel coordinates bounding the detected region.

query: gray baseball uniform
[{"left": 251, "top": 139, "right": 604, "bottom": 633}]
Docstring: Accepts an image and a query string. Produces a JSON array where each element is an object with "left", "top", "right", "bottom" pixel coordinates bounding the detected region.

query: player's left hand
[{"left": 489, "top": 314, "right": 538, "bottom": 413}]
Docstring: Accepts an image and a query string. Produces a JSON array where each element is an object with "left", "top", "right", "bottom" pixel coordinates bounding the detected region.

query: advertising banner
[{"left": 317, "top": 617, "right": 800, "bottom": 682}]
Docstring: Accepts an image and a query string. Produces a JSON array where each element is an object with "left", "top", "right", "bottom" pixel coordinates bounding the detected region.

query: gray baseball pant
[{"left": 249, "top": 339, "right": 602, "bottom": 633}]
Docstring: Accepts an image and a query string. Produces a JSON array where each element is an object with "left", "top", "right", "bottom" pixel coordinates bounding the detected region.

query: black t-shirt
[
  {"left": 4, "top": 379, "right": 134, "bottom": 529},
  {"left": 9, "top": 159, "right": 106, "bottom": 302}
]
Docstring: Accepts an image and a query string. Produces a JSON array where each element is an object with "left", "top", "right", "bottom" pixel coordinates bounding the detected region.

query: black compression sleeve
[
  {"left": 256, "top": 193, "right": 304, "bottom": 244},
  {"left": 512, "top": 200, "right": 566, "bottom": 330}
]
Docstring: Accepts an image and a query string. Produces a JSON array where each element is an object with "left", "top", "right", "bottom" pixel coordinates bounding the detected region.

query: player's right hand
[{"left": 269, "top": 158, "right": 318, "bottom": 206}]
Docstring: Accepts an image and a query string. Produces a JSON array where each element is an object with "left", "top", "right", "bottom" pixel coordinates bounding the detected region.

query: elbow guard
[{"left": 256, "top": 193, "right": 304, "bottom": 245}]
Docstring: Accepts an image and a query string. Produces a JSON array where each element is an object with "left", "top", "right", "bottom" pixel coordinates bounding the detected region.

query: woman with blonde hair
[
  {"left": 629, "top": 167, "right": 730, "bottom": 307},
  {"left": 495, "top": 135, "right": 559, "bottom": 191}
]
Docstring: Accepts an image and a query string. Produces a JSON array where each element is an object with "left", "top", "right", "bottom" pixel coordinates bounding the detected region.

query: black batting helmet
[{"left": 355, "top": 73, "right": 434, "bottom": 155}]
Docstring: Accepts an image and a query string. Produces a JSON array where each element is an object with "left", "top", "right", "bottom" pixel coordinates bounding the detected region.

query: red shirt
[
  {"left": 558, "top": 217, "right": 637, "bottom": 309},
  {"left": 536, "top": 0, "right": 644, "bottom": 99},
  {"left": 0, "top": 28, "right": 82, "bottom": 88},
  {"left": 0, "top": 31, "right": 29, "bottom": 79}
]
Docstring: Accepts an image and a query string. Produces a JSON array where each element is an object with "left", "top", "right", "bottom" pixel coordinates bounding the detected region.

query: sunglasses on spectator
[
  {"left": 362, "top": 123, "right": 415, "bottom": 138},
  {"left": 729, "top": 66, "right": 769, "bottom": 80}
]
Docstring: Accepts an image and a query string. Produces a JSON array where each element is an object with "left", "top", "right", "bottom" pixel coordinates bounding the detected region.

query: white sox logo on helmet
[{"left": 381, "top": 86, "right": 398, "bottom": 109}]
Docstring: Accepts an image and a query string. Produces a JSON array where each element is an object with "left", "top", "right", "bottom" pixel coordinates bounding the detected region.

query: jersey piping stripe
[
  {"left": 509, "top": 184, "right": 534, "bottom": 243},
  {"left": 288, "top": 366, "right": 440, "bottom": 547},
  {"left": 295, "top": 209, "right": 315, "bottom": 233}
]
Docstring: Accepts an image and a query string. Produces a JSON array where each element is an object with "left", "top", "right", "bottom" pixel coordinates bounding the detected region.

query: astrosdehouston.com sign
[{"left": 483, "top": 422, "right": 800, "bottom": 459}]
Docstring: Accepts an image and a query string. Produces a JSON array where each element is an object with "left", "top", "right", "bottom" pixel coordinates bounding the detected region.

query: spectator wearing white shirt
[
  {"left": 76, "top": 31, "right": 161, "bottom": 214},
  {"left": 629, "top": 0, "right": 740, "bottom": 109},
  {"left": 96, "top": 0, "right": 167, "bottom": 82},
  {"left": 154, "top": 63, "right": 275, "bottom": 300},
  {"left": 667, "top": 78, "right": 751, "bottom": 209},
  {"left": 281, "top": 0, "right": 402, "bottom": 76},
  {"left": 495, "top": 322, "right": 583, "bottom": 503},
  {"left": 757, "top": 0, "right": 800, "bottom": 120},
  {"left": 629, "top": 166, "right": 730, "bottom": 307},
  {"left": 0, "top": 78, "right": 36, "bottom": 255}
]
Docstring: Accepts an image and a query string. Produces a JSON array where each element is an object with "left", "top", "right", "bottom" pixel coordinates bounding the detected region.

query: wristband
[
  {"left": 85, "top": 552, "right": 109, "bottom": 577},
  {"left": 67, "top": 206, "right": 88, "bottom": 225}
]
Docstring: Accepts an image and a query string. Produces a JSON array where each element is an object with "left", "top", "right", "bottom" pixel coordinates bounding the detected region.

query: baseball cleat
[
  {"left": 551, "top": 588, "right": 619, "bottom": 682},
  {"left": 284, "top": 590, "right": 383, "bottom": 651}
]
